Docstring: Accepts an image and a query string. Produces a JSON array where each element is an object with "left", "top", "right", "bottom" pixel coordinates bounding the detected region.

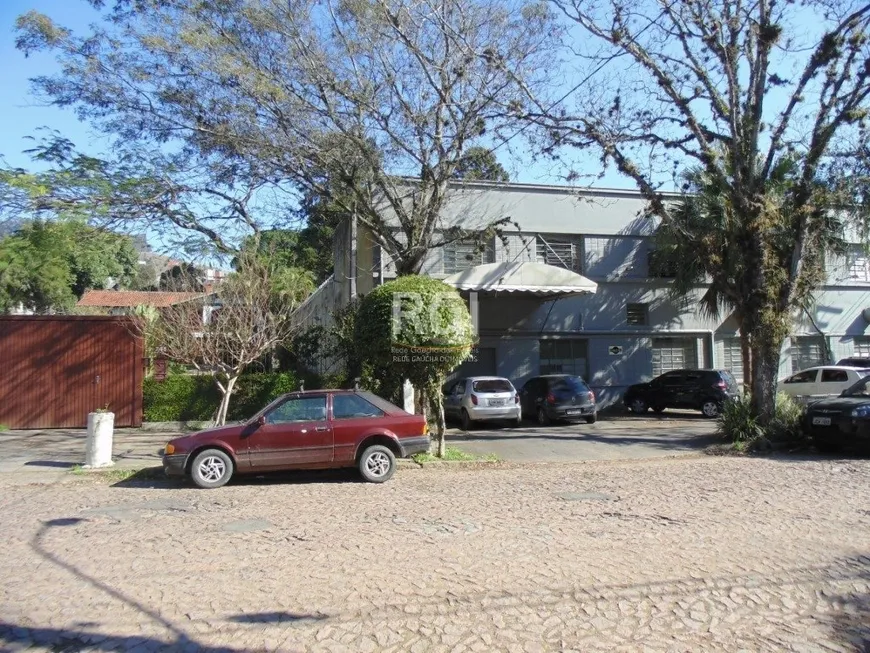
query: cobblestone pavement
[{"left": 1, "top": 456, "right": 868, "bottom": 652}]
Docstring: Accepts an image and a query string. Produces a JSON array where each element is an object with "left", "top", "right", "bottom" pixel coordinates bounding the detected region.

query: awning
[{"left": 442, "top": 261, "right": 597, "bottom": 298}]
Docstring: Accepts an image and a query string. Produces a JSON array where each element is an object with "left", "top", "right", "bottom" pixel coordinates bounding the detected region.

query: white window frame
[
  {"left": 790, "top": 336, "right": 825, "bottom": 372},
  {"left": 535, "top": 234, "right": 583, "bottom": 272},
  {"left": 442, "top": 237, "right": 495, "bottom": 274}
]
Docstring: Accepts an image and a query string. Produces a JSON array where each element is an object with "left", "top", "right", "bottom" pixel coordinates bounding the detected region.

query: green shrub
[
  {"left": 768, "top": 392, "right": 807, "bottom": 443},
  {"left": 143, "top": 375, "right": 218, "bottom": 422},
  {"left": 143, "top": 371, "right": 301, "bottom": 422},
  {"left": 717, "top": 392, "right": 807, "bottom": 448},
  {"left": 717, "top": 394, "right": 764, "bottom": 443}
]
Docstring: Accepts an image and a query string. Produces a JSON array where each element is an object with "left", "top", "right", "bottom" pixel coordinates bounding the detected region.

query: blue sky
[{"left": 0, "top": 1, "right": 110, "bottom": 169}]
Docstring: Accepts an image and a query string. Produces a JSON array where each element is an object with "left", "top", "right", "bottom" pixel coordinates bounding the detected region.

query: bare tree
[
  {"left": 138, "top": 257, "right": 314, "bottom": 425},
  {"left": 17, "top": 0, "right": 556, "bottom": 272},
  {"left": 515, "top": 0, "right": 870, "bottom": 422}
]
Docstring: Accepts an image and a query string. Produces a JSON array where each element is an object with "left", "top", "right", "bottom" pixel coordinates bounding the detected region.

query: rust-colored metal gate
[{"left": 0, "top": 316, "right": 143, "bottom": 429}]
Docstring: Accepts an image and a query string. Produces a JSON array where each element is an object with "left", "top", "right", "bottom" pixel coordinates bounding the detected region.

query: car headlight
[
  {"left": 851, "top": 405, "right": 870, "bottom": 418},
  {"left": 164, "top": 443, "right": 176, "bottom": 455}
]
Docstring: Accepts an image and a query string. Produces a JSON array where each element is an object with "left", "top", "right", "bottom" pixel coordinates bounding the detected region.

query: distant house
[{"left": 77, "top": 290, "right": 219, "bottom": 322}]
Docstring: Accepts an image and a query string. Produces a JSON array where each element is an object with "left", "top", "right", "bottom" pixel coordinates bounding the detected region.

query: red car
[{"left": 161, "top": 390, "right": 430, "bottom": 488}]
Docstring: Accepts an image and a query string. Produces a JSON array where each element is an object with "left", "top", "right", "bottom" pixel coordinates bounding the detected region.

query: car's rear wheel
[
  {"left": 460, "top": 409, "right": 474, "bottom": 431},
  {"left": 629, "top": 398, "right": 648, "bottom": 414},
  {"left": 700, "top": 399, "right": 720, "bottom": 418},
  {"left": 358, "top": 445, "right": 396, "bottom": 483},
  {"left": 190, "top": 449, "right": 233, "bottom": 489},
  {"left": 510, "top": 416, "right": 522, "bottom": 428},
  {"left": 537, "top": 407, "right": 551, "bottom": 426}
]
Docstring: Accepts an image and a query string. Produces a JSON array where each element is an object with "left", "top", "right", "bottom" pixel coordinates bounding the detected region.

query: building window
[
  {"left": 652, "top": 337, "right": 698, "bottom": 376},
  {"left": 790, "top": 336, "right": 825, "bottom": 372},
  {"left": 626, "top": 303, "right": 648, "bottom": 326},
  {"left": 535, "top": 235, "right": 583, "bottom": 272},
  {"left": 848, "top": 246, "right": 870, "bottom": 282},
  {"left": 855, "top": 336, "right": 870, "bottom": 358},
  {"left": 647, "top": 249, "right": 678, "bottom": 278},
  {"left": 720, "top": 337, "right": 743, "bottom": 384},
  {"left": 442, "top": 238, "right": 494, "bottom": 274},
  {"left": 539, "top": 339, "right": 589, "bottom": 379}
]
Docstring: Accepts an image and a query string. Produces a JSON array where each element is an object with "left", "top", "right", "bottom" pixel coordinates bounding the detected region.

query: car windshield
[
  {"left": 842, "top": 376, "right": 870, "bottom": 397},
  {"left": 472, "top": 379, "right": 513, "bottom": 393},
  {"left": 550, "top": 376, "right": 588, "bottom": 392}
]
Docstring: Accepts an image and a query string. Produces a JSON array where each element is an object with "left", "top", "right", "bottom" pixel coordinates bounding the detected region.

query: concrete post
[
  {"left": 84, "top": 412, "right": 115, "bottom": 468},
  {"left": 403, "top": 379, "right": 415, "bottom": 413}
]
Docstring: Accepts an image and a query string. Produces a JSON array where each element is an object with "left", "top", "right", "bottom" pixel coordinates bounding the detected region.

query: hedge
[{"left": 143, "top": 372, "right": 302, "bottom": 422}]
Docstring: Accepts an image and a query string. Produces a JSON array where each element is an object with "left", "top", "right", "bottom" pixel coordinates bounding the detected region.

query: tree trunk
[
  {"left": 434, "top": 394, "right": 447, "bottom": 458},
  {"left": 750, "top": 342, "right": 781, "bottom": 426},
  {"left": 739, "top": 331, "right": 753, "bottom": 394},
  {"left": 215, "top": 375, "right": 239, "bottom": 426}
]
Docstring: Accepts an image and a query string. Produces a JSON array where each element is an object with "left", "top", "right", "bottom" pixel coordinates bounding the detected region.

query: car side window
[
  {"left": 662, "top": 373, "right": 685, "bottom": 386},
  {"left": 332, "top": 394, "right": 384, "bottom": 419},
  {"left": 455, "top": 380, "right": 466, "bottom": 395},
  {"left": 785, "top": 370, "right": 817, "bottom": 384},
  {"left": 266, "top": 396, "right": 327, "bottom": 424},
  {"left": 820, "top": 369, "right": 848, "bottom": 383}
]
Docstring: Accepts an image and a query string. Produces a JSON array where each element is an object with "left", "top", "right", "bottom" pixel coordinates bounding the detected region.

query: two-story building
[{"left": 295, "top": 180, "right": 870, "bottom": 407}]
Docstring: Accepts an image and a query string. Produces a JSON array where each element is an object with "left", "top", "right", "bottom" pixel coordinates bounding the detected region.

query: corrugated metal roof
[{"left": 77, "top": 290, "right": 205, "bottom": 308}]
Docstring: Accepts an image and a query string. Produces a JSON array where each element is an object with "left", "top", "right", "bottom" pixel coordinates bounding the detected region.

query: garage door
[
  {"left": 651, "top": 337, "right": 698, "bottom": 376},
  {"left": 720, "top": 337, "right": 743, "bottom": 383},
  {"left": 446, "top": 347, "right": 497, "bottom": 383}
]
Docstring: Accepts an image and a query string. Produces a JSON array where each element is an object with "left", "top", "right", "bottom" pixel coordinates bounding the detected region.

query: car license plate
[
  {"left": 489, "top": 399, "right": 505, "bottom": 406},
  {"left": 566, "top": 409, "right": 581, "bottom": 415},
  {"left": 812, "top": 416, "right": 832, "bottom": 426}
]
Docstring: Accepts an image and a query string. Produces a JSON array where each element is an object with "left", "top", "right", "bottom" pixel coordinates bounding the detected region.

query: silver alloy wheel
[
  {"left": 631, "top": 398, "right": 647, "bottom": 413},
  {"left": 198, "top": 456, "right": 227, "bottom": 482},
  {"left": 702, "top": 400, "right": 719, "bottom": 418},
  {"left": 365, "top": 451, "right": 391, "bottom": 478}
]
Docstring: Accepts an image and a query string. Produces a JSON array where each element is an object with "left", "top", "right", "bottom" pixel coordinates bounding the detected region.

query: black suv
[
  {"left": 622, "top": 369, "right": 740, "bottom": 418},
  {"left": 518, "top": 374, "right": 597, "bottom": 425}
]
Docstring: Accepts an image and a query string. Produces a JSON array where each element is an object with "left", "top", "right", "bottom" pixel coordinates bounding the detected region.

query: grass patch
[
  {"left": 412, "top": 447, "right": 499, "bottom": 463},
  {"left": 0, "top": 424, "right": 8, "bottom": 432}
]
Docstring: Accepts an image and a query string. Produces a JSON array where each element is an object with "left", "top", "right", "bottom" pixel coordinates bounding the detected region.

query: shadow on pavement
[
  {"left": 24, "top": 460, "right": 78, "bottom": 468},
  {"left": 0, "top": 623, "right": 251, "bottom": 652},
  {"left": 228, "top": 611, "right": 328, "bottom": 624}
]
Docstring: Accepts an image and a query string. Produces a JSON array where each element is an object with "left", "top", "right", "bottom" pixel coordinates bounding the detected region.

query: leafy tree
[
  {"left": 354, "top": 276, "right": 475, "bottom": 457},
  {"left": 159, "top": 263, "right": 205, "bottom": 292},
  {"left": 0, "top": 220, "right": 138, "bottom": 313},
  {"left": 16, "top": 0, "right": 554, "bottom": 274},
  {"left": 453, "top": 146, "right": 510, "bottom": 182},
  {"left": 139, "top": 256, "right": 315, "bottom": 425},
  {"left": 520, "top": 0, "right": 870, "bottom": 423}
]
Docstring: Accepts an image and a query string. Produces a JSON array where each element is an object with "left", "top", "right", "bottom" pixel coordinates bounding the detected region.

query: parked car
[
  {"left": 777, "top": 366, "right": 870, "bottom": 404},
  {"left": 804, "top": 374, "right": 870, "bottom": 452},
  {"left": 443, "top": 376, "right": 521, "bottom": 430},
  {"left": 836, "top": 357, "right": 870, "bottom": 367},
  {"left": 623, "top": 369, "right": 740, "bottom": 418},
  {"left": 518, "top": 374, "right": 597, "bottom": 425},
  {"left": 161, "top": 389, "right": 430, "bottom": 488}
]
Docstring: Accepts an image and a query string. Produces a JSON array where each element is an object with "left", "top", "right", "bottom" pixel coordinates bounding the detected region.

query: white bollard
[
  {"left": 403, "top": 379, "right": 415, "bottom": 414},
  {"left": 84, "top": 411, "right": 115, "bottom": 468}
]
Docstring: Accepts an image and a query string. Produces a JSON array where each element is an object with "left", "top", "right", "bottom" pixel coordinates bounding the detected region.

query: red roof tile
[{"left": 76, "top": 290, "right": 206, "bottom": 308}]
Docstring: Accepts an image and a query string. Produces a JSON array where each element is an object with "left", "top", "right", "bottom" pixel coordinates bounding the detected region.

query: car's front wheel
[
  {"left": 629, "top": 398, "right": 648, "bottom": 414},
  {"left": 358, "top": 444, "right": 396, "bottom": 483},
  {"left": 190, "top": 449, "right": 234, "bottom": 489},
  {"left": 700, "top": 399, "right": 720, "bottom": 418}
]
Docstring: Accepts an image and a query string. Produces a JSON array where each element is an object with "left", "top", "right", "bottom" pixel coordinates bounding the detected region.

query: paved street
[
  {"left": 448, "top": 413, "right": 719, "bottom": 462},
  {"left": 1, "top": 455, "right": 868, "bottom": 652}
]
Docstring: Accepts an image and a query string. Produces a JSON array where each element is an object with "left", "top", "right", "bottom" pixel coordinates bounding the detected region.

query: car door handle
[{"left": 315, "top": 426, "right": 328, "bottom": 432}]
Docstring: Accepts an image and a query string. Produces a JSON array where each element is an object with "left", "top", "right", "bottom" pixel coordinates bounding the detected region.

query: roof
[
  {"left": 442, "top": 262, "right": 597, "bottom": 298},
  {"left": 76, "top": 290, "right": 207, "bottom": 308}
]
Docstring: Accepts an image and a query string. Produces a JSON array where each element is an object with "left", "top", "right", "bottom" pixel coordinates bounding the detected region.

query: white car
[{"left": 777, "top": 366, "right": 870, "bottom": 404}]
